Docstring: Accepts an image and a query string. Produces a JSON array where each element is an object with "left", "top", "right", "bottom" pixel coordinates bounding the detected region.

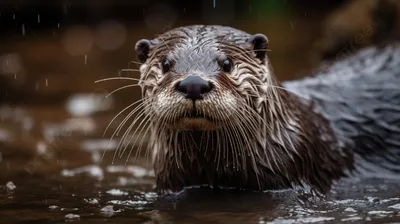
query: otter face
[{"left": 135, "top": 26, "right": 270, "bottom": 132}]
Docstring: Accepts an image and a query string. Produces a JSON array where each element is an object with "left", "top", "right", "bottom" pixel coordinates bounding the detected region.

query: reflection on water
[{"left": 1, "top": 1, "right": 400, "bottom": 223}]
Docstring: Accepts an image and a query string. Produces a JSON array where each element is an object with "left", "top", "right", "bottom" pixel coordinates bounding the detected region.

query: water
[{"left": 1, "top": 91, "right": 399, "bottom": 224}]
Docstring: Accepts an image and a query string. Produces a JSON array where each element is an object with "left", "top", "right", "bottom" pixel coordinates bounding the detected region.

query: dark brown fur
[{"left": 133, "top": 25, "right": 400, "bottom": 195}]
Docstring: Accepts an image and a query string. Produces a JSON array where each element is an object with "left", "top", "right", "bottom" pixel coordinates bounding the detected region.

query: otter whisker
[
  {"left": 120, "top": 68, "right": 141, "bottom": 72},
  {"left": 107, "top": 103, "right": 146, "bottom": 161},
  {"left": 118, "top": 110, "right": 151, "bottom": 159},
  {"left": 111, "top": 101, "right": 149, "bottom": 155},
  {"left": 118, "top": 103, "right": 153, "bottom": 158},
  {"left": 125, "top": 118, "right": 153, "bottom": 164},
  {"left": 105, "top": 84, "right": 142, "bottom": 98},
  {"left": 95, "top": 77, "right": 141, "bottom": 83},
  {"left": 128, "top": 60, "right": 143, "bottom": 65},
  {"left": 103, "top": 98, "right": 145, "bottom": 137},
  {"left": 112, "top": 105, "right": 149, "bottom": 163},
  {"left": 114, "top": 100, "right": 148, "bottom": 136}
]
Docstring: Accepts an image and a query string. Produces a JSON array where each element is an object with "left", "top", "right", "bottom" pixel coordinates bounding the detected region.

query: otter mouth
[
  {"left": 183, "top": 111, "right": 214, "bottom": 120},
  {"left": 173, "top": 110, "right": 221, "bottom": 131}
]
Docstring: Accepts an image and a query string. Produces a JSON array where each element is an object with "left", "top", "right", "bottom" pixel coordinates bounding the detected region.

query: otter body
[{"left": 133, "top": 25, "right": 400, "bottom": 195}]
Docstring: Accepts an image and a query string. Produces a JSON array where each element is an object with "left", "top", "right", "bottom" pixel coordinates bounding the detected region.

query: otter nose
[{"left": 175, "top": 75, "right": 212, "bottom": 100}]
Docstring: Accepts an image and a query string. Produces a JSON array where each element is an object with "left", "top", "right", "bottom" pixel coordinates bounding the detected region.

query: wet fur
[{"left": 134, "top": 25, "right": 400, "bottom": 195}]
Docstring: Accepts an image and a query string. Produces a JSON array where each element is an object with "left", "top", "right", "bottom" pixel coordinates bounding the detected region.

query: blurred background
[
  {"left": 0, "top": 0, "right": 400, "bottom": 190},
  {"left": 1, "top": 0, "right": 400, "bottom": 223}
]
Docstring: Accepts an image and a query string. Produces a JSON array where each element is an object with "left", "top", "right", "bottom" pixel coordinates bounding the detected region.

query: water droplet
[
  {"left": 57, "top": 23, "right": 60, "bottom": 28},
  {"left": 14, "top": 74, "right": 16, "bottom": 79},
  {"left": 46, "top": 78, "right": 48, "bottom": 86},
  {"left": 22, "top": 24, "right": 25, "bottom": 35},
  {"left": 13, "top": 13, "right": 15, "bottom": 20},
  {"left": 35, "top": 82, "right": 39, "bottom": 90},
  {"left": 38, "top": 14, "right": 40, "bottom": 23},
  {"left": 213, "top": 0, "right": 216, "bottom": 8},
  {"left": 85, "top": 54, "right": 87, "bottom": 65}
]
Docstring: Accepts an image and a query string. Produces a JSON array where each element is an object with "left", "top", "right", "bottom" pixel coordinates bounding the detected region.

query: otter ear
[
  {"left": 135, "top": 39, "right": 153, "bottom": 63},
  {"left": 247, "top": 34, "right": 269, "bottom": 61}
]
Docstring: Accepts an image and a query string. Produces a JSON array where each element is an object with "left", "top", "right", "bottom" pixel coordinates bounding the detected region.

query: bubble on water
[
  {"left": 108, "top": 200, "right": 149, "bottom": 206},
  {"left": 6, "top": 181, "right": 16, "bottom": 190},
  {"left": 144, "top": 192, "right": 157, "bottom": 199},
  {"left": 368, "top": 210, "right": 393, "bottom": 216},
  {"left": 344, "top": 207, "right": 357, "bottom": 212},
  {"left": 61, "top": 165, "right": 104, "bottom": 180},
  {"left": 49, "top": 205, "right": 59, "bottom": 210},
  {"left": 266, "top": 216, "right": 335, "bottom": 224},
  {"left": 84, "top": 198, "right": 99, "bottom": 205},
  {"left": 95, "top": 20, "right": 127, "bottom": 51},
  {"left": 106, "top": 165, "right": 152, "bottom": 178},
  {"left": 388, "top": 204, "right": 400, "bottom": 209},
  {"left": 106, "top": 189, "right": 128, "bottom": 196},
  {"left": 62, "top": 26, "right": 94, "bottom": 56},
  {"left": 100, "top": 205, "right": 122, "bottom": 217},
  {"left": 341, "top": 217, "right": 362, "bottom": 222},
  {"left": 65, "top": 213, "right": 80, "bottom": 220}
]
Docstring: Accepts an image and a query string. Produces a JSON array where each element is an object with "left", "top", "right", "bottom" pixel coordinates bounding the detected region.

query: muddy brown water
[{"left": 1, "top": 13, "right": 400, "bottom": 224}]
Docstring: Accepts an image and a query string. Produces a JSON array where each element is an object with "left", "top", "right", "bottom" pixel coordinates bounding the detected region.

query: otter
[{"left": 131, "top": 25, "right": 400, "bottom": 195}]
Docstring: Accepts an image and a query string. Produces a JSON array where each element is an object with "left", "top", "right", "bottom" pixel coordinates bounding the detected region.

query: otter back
[{"left": 284, "top": 43, "right": 400, "bottom": 179}]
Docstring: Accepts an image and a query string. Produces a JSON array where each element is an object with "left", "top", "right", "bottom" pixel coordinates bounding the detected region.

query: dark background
[{"left": 3, "top": 0, "right": 387, "bottom": 105}]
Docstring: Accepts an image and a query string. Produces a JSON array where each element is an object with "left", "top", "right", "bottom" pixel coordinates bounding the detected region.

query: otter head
[{"left": 134, "top": 26, "right": 277, "bottom": 133}]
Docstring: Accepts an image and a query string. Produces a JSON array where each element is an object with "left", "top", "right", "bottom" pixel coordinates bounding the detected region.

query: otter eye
[
  {"left": 222, "top": 59, "right": 232, "bottom": 73},
  {"left": 162, "top": 59, "right": 171, "bottom": 73}
]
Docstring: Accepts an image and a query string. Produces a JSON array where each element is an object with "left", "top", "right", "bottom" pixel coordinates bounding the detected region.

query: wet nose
[{"left": 175, "top": 75, "right": 213, "bottom": 100}]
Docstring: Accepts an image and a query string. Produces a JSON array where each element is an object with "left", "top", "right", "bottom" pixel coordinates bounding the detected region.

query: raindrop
[
  {"left": 38, "top": 14, "right": 40, "bottom": 23},
  {"left": 213, "top": 0, "right": 216, "bottom": 8},
  {"left": 14, "top": 74, "right": 16, "bottom": 79},
  {"left": 85, "top": 54, "right": 87, "bottom": 65},
  {"left": 13, "top": 13, "right": 15, "bottom": 20},
  {"left": 35, "top": 82, "right": 39, "bottom": 90},
  {"left": 22, "top": 24, "right": 25, "bottom": 35},
  {"left": 57, "top": 23, "right": 60, "bottom": 28},
  {"left": 46, "top": 78, "right": 48, "bottom": 86}
]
